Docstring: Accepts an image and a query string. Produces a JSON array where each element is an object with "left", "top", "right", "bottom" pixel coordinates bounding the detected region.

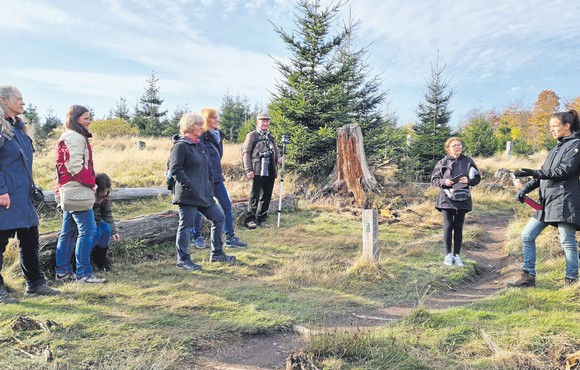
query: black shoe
[
  {"left": 0, "top": 285, "right": 18, "bottom": 304},
  {"left": 507, "top": 272, "right": 536, "bottom": 287},
  {"left": 565, "top": 277, "right": 579, "bottom": 287},
  {"left": 225, "top": 236, "right": 247, "bottom": 248},
  {"left": 176, "top": 260, "right": 202, "bottom": 271},
  {"left": 246, "top": 221, "right": 257, "bottom": 230},
  {"left": 91, "top": 247, "right": 112, "bottom": 272},
  {"left": 25, "top": 284, "right": 61, "bottom": 296},
  {"left": 210, "top": 253, "right": 236, "bottom": 263}
]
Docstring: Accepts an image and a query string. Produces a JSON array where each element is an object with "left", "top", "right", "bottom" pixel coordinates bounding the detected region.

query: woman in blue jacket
[{"left": 0, "top": 85, "right": 60, "bottom": 303}]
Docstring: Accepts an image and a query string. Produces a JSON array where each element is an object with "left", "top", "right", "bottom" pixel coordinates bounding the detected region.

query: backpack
[
  {"left": 166, "top": 143, "right": 176, "bottom": 191},
  {"left": 166, "top": 159, "right": 175, "bottom": 191}
]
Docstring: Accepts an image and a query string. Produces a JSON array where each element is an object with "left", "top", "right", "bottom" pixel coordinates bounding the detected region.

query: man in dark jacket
[
  {"left": 241, "top": 112, "right": 282, "bottom": 229},
  {"left": 169, "top": 112, "right": 235, "bottom": 270}
]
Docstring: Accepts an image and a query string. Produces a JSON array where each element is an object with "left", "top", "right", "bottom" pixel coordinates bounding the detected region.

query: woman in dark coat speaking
[{"left": 510, "top": 110, "right": 580, "bottom": 288}]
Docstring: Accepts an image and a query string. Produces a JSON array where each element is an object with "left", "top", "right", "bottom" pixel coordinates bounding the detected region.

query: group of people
[
  {"left": 431, "top": 110, "right": 580, "bottom": 287},
  {"left": 0, "top": 83, "right": 285, "bottom": 303},
  {"left": 167, "top": 110, "right": 283, "bottom": 270},
  {"left": 3, "top": 82, "right": 577, "bottom": 305}
]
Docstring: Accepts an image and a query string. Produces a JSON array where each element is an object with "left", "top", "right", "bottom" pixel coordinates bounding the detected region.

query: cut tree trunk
[
  {"left": 42, "top": 187, "right": 171, "bottom": 204},
  {"left": 38, "top": 195, "right": 297, "bottom": 271},
  {"left": 323, "top": 124, "right": 377, "bottom": 207}
]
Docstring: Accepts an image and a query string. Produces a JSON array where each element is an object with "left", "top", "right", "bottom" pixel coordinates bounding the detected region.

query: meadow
[{"left": 1, "top": 136, "right": 579, "bottom": 369}]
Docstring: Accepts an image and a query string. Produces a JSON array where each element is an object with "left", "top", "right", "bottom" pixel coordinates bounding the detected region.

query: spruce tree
[
  {"left": 459, "top": 110, "right": 498, "bottom": 157},
  {"left": 409, "top": 57, "right": 454, "bottom": 181},
  {"left": 269, "top": 0, "right": 393, "bottom": 177},
  {"left": 109, "top": 96, "right": 131, "bottom": 121},
  {"left": 133, "top": 71, "right": 168, "bottom": 136},
  {"left": 220, "top": 92, "right": 251, "bottom": 142}
]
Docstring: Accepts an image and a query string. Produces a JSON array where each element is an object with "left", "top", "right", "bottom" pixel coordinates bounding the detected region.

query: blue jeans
[
  {"left": 55, "top": 209, "right": 97, "bottom": 279},
  {"left": 92, "top": 221, "right": 111, "bottom": 250},
  {"left": 521, "top": 217, "right": 579, "bottom": 279},
  {"left": 177, "top": 203, "right": 225, "bottom": 262},
  {"left": 192, "top": 182, "right": 235, "bottom": 240}
]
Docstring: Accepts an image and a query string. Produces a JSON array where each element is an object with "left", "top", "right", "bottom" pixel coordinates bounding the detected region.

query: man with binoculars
[{"left": 241, "top": 112, "right": 283, "bottom": 229}]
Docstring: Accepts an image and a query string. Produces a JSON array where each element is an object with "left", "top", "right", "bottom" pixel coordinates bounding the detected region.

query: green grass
[{"left": 2, "top": 186, "right": 579, "bottom": 369}]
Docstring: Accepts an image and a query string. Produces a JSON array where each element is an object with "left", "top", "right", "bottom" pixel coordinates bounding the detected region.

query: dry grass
[
  {"left": 474, "top": 151, "right": 547, "bottom": 177},
  {"left": 34, "top": 137, "right": 296, "bottom": 202}
]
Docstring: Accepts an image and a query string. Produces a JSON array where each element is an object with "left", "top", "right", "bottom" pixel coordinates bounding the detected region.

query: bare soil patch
[{"left": 193, "top": 212, "right": 513, "bottom": 369}]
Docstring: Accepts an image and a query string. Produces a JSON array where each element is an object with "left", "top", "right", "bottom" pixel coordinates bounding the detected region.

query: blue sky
[{"left": 2, "top": 0, "right": 580, "bottom": 127}]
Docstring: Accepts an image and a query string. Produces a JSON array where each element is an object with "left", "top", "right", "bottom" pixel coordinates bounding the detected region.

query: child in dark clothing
[{"left": 91, "top": 173, "right": 120, "bottom": 271}]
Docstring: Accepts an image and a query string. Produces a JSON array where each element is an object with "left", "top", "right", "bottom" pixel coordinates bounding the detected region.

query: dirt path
[{"left": 194, "top": 212, "right": 514, "bottom": 370}]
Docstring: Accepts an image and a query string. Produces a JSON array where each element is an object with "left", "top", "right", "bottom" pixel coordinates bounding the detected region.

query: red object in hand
[{"left": 524, "top": 196, "right": 542, "bottom": 210}]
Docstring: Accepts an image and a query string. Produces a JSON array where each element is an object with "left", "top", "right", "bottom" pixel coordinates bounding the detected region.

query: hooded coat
[
  {"left": 520, "top": 134, "right": 580, "bottom": 228},
  {"left": 431, "top": 153, "right": 481, "bottom": 212},
  {"left": 0, "top": 118, "right": 39, "bottom": 230},
  {"left": 168, "top": 134, "right": 215, "bottom": 207}
]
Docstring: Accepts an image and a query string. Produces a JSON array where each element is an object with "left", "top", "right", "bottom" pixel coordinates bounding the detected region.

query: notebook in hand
[{"left": 524, "top": 196, "right": 542, "bottom": 211}]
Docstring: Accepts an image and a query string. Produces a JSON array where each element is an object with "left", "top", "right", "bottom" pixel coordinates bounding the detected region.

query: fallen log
[
  {"left": 41, "top": 187, "right": 171, "bottom": 204},
  {"left": 38, "top": 195, "right": 297, "bottom": 271}
]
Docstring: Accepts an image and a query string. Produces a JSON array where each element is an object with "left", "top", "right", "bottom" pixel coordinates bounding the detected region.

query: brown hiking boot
[{"left": 507, "top": 272, "right": 536, "bottom": 287}]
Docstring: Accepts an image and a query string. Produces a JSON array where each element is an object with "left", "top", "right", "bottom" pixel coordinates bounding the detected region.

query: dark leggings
[{"left": 441, "top": 209, "right": 467, "bottom": 255}]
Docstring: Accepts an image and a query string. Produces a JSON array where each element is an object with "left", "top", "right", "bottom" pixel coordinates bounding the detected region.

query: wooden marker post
[{"left": 362, "top": 209, "right": 379, "bottom": 261}]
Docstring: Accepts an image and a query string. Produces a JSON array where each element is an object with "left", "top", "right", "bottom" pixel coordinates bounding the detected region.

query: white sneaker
[
  {"left": 444, "top": 253, "right": 454, "bottom": 266},
  {"left": 454, "top": 255, "right": 464, "bottom": 267},
  {"left": 77, "top": 275, "right": 107, "bottom": 284}
]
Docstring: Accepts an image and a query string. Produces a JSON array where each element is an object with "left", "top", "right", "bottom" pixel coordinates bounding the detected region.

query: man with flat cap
[{"left": 241, "top": 112, "right": 283, "bottom": 229}]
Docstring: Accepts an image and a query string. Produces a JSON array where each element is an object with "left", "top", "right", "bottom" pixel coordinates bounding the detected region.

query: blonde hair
[
  {"left": 444, "top": 136, "right": 462, "bottom": 155},
  {"left": 200, "top": 107, "right": 218, "bottom": 133},
  {"left": 179, "top": 112, "right": 204, "bottom": 134}
]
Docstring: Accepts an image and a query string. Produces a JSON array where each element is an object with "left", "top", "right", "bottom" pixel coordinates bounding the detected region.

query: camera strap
[{"left": 11, "top": 133, "right": 39, "bottom": 190}]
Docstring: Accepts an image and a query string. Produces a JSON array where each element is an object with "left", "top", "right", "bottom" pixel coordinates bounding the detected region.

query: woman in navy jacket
[{"left": 0, "top": 85, "right": 60, "bottom": 303}]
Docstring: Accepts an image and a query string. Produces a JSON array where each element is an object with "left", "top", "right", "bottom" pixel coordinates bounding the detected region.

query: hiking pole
[{"left": 277, "top": 135, "right": 290, "bottom": 228}]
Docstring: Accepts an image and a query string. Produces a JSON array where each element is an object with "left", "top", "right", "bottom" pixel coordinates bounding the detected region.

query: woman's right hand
[
  {"left": 443, "top": 179, "right": 454, "bottom": 187},
  {"left": 0, "top": 193, "right": 11, "bottom": 209},
  {"left": 247, "top": 171, "right": 254, "bottom": 179}
]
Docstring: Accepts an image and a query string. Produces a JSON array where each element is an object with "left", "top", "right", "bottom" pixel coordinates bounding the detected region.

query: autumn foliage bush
[{"left": 90, "top": 118, "right": 139, "bottom": 138}]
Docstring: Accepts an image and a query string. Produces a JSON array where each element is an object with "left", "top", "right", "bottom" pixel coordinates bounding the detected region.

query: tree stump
[
  {"left": 136, "top": 140, "right": 146, "bottom": 150},
  {"left": 323, "top": 124, "right": 378, "bottom": 207}
]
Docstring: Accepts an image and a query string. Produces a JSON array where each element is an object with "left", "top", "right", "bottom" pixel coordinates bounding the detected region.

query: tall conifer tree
[
  {"left": 269, "top": 0, "right": 393, "bottom": 176},
  {"left": 410, "top": 56, "right": 454, "bottom": 181},
  {"left": 133, "top": 71, "right": 168, "bottom": 136}
]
